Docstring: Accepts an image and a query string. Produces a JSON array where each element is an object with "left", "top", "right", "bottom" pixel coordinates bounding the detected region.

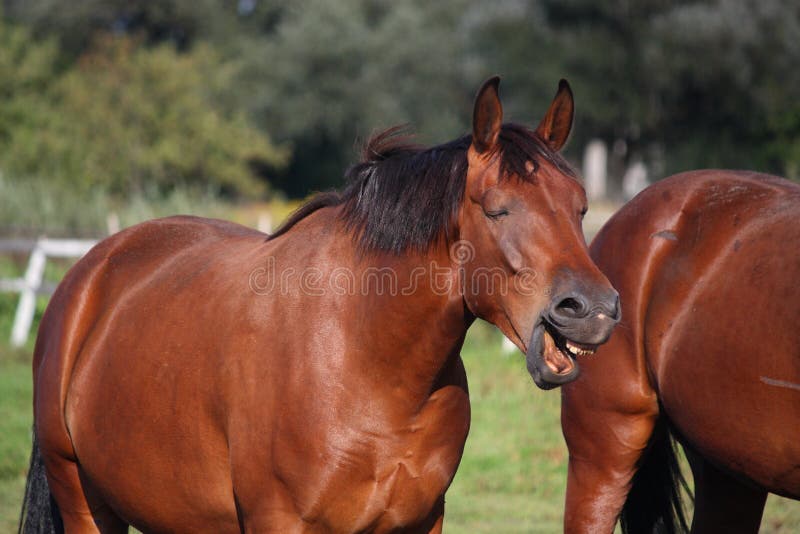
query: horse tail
[
  {"left": 620, "top": 418, "right": 692, "bottom": 534},
  {"left": 18, "top": 434, "right": 62, "bottom": 534}
]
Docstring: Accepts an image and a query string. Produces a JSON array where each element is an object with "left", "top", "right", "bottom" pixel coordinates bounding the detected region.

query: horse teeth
[{"left": 565, "top": 340, "right": 596, "bottom": 357}]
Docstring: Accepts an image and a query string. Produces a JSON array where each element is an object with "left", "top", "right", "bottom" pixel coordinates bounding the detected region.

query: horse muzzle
[{"left": 526, "top": 289, "right": 620, "bottom": 390}]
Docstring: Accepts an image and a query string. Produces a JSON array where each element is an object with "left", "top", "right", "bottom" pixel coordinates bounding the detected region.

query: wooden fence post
[
  {"left": 11, "top": 242, "right": 46, "bottom": 347},
  {"left": 1, "top": 238, "right": 97, "bottom": 348}
]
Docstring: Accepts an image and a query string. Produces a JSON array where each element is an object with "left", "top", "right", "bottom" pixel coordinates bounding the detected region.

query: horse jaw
[{"left": 525, "top": 321, "right": 581, "bottom": 390}]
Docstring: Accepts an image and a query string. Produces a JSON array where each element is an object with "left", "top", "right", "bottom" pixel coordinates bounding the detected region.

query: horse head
[{"left": 458, "top": 77, "right": 619, "bottom": 389}]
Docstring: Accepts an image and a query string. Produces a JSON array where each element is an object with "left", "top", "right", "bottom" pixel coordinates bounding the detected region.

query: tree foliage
[
  {"left": 647, "top": 0, "right": 800, "bottom": 176},
  {"left": 0, "top": 24, "right": 286, "bottom": 198},
  {"left": 4, "top": 0, "right": 241, "bottom": 57},
  {"left": 244, "top": 0, "right": 475, "bottom": 195},
  {"left": 475, "top": 0, "right": 800, "bottom": 179},
  {"left": 2, "top": 0, "right": 800, "bottom": 202}
]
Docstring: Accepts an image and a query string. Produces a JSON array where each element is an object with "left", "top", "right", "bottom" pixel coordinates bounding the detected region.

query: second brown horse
[
  {"left": 21, "top": 77, "right": 618, "bottom": 533},
  {"left": 562, "top": 170, "right": 800, "bottom": 533}
]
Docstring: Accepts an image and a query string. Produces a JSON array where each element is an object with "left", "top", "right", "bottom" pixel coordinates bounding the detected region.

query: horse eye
[
  {"left": 485, "top": 208, "right": 509, "bottom": 220},
  {"left": 580, "top": 206, "right": 588, "bottom": 219}
]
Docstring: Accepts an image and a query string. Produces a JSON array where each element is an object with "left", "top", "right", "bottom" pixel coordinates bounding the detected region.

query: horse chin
[{"left": 525, "top": 322, "right": 581, "bottom": 390}]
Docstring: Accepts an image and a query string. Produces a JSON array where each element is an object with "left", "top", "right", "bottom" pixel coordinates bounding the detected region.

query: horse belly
[
  {"left": 64, "top": 331, "right": 240, "bottom": 531},
  {"left": 650, "top": 236, "right": 800, "bottom": 497}
]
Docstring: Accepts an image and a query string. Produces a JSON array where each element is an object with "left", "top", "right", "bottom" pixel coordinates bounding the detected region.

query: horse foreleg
[
  {"left": 686, "top": 448, "right": 767, "bottom": 534},
  {"left": 560, "top": 299, "right": 663, "bottom": 534},
  {"left": 421, "top": 496, "right": 444, "bottom": 534},
  {"left": 561, "top": 404, "right": 657, "bottom": 534},
  {"left": 425, "top": 513, "right": 444, "bottom": 534}
]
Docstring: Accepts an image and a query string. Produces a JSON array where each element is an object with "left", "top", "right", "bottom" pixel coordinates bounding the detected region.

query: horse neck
[
  {"left": 350, "top": 241, "right": 471, "bottom": 398},
  {"left": 272, "top": 204, "right": 471, "bottom": 399}
]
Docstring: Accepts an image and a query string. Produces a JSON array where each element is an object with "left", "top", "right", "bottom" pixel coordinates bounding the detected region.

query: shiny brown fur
[
  {"left": 25, "top": 78, "right": 618, "bottom": 533},
  {"left": 562, "top": 170, "right": 800, "bottom": 533}
]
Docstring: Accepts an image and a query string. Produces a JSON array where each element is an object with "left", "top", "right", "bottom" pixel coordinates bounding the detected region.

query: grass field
[
  {"left": 446, "top": 326, "right": 800, "bottom": 533},
  {"left": 0, "top": 347, "right": 33, "bottom": 534},
  {"left": 1, "top": 323, "right": 798, "bottom": 533}
]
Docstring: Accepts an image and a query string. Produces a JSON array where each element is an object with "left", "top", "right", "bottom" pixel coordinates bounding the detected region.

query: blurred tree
[
  {"left": 0, "top": 18, "right": 59, "bottom": 152},
  {"left": 647, "top": 0, "right": 800, "bottom": 178},
  {"left": 3, "top": 0, "right": 242, "bottom": 58},
  {"left": 245, "top": 0, "right": 476, "bottom": 196},
  {"left": 3, "top": 0, "right": 800, "bottom": 198},
  {"left": 0, "top": 33, "right": 287, "bottom": 197},
  {"left": 472, "top": 0, "right": 688, "bottom": 189},
  {"left": 474, "top": 0, "right": 800, "bottom": 181}
]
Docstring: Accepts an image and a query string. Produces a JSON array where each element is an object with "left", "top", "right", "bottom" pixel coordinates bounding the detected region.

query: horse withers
[
  {"left": 561, "top": 170, "right": 800, "bottom": 533},
  {"left": 21, "top": 77, "right": 618, "bottom": 533}
]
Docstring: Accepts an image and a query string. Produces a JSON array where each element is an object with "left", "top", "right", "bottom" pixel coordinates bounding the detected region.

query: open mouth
[
  {"left": 541, "top": 322, "right": 598, "bottom": 375},
  {"left": 525, "top": 321, "right": 598, "bottom": 390}
]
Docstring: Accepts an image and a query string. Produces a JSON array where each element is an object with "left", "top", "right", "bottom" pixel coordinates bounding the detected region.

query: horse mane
[{"left": 268, "top": 123, "right": 576, "bottom": 254}]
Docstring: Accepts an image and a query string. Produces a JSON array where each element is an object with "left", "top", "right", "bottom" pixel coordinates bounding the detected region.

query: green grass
[
  {"left": 0, "top": 348, "right": 33, "bottom": 534},
  {"left": 447, "top": 324, "right": 800, "bottom": 533},
  {"left": 445, "top": 324, "right": 567, "bottom": 533},
  {"left": 0, "top": 324, "right": 797, "bottom": 533}
]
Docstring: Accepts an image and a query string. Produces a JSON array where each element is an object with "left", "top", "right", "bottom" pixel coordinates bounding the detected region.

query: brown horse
[
  {"left": 561, "top": 170, "right": 800, "bottom": 533},
  {"left": 20, "top": 77, "right": 619, "bottom": 534}
]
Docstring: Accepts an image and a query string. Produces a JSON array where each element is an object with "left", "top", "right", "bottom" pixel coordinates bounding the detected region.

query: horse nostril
[{"left": 553, "top": 295, "right": 589, "bottom": 319}]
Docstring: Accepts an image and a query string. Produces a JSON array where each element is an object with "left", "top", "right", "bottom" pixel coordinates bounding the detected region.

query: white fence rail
[{"left": 0, "top": 238, "right": 97, "bottom": 347}]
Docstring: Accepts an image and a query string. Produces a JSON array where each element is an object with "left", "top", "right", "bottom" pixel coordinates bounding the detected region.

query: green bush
[{"left": 0, "top": 28, "right": 287, "bottom": 201}]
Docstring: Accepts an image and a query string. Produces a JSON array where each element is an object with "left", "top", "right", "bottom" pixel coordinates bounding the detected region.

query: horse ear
[
  {"left": 535, "top": 79, "right": 574, "bottom": 152},
  {"left": 472, "top": 76, "right": 503, "bottom": 153}
]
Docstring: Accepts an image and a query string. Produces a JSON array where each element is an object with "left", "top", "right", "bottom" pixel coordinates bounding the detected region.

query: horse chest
[{"left": 271, "top": 385, "right": 470, "bottom": 531}]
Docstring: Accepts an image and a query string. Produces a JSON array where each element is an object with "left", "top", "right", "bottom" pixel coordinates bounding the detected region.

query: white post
[
  {"left": 501, "top": 336, "right": 517, "bottom": 355},
  {"left": 257, "top": 212, "right": 273, "bottom": 233},
  {"left": 107, "top": 212, "right": 121, "bottom": 235},
  {"left": 622, "top": 161, "right": 649, "bottom": 200},
  {"left": 11, "top": 242, "right": 47, "bottom": 347},
  {"left": 583, "top": 139, "right": 608, "bottom": 201}
]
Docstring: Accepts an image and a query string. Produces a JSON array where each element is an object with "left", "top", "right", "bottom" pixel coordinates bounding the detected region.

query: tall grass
[{"left": 0, "top": 173, "right": 234, "bottom": 238}]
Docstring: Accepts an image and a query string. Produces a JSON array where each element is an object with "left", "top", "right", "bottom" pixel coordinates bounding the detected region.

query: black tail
[
  {"left": 620, "top": 418, "right": 692, "bottom": 534},
  {"left": 18, "top": 434, "right": 62, "bottom": 534}
]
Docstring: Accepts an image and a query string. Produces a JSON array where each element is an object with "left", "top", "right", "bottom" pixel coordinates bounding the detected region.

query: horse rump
[{"left": 18, "top": 433, "right": 62, "bottom": 534}]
